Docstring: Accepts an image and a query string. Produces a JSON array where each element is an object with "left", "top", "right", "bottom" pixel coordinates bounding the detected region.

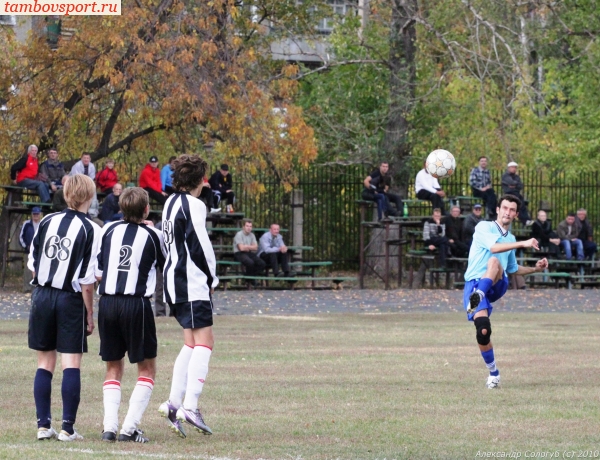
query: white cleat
[
  {"left": 37, "top": 427, "right": 57, "bottom": 440},
  {"left": 57, "top": 429, "right": 84, "bottom": 441},
  {"left": 486, "top": 374, "right": 500, "bottom": 389}
]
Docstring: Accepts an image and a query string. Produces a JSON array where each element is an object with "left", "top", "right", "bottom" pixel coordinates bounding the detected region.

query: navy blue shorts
[
  {"left": 98, "top": 295, "right": 157, "bottom": 363},
  {"left": 463, "top": 274, "right": 509, "bottom": 321},
  {"left": 28, "top": 286, "right": 88, "bottom": 353},
  {"left": 170, "top": 299, "right": 213, "bottom": 330}
]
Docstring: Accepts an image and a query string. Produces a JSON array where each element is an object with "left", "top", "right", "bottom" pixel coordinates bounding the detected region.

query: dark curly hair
[{"left": 171, "top": 154, "right": 208, "bottom": 191}]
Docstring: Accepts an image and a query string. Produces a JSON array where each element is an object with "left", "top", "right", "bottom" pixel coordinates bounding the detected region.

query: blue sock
[
  {"left": 61, "top": 368, "right": 81, "bottom": 435},
  {"left": 481, "top": 348, "right": 499, "bottom": 376},
  {"left": 477, "top": 278, "right": 494, "bottom": 297},
  {"left": 34, "top": 368, "right": 53, "bottom": 429}
]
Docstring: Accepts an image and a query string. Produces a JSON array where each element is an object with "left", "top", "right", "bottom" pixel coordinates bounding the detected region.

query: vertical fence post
[{"left": 291, "top": 189, "right": 304, "bottom": 262}]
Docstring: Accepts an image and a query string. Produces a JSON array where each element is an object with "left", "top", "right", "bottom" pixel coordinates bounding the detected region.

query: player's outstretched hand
[
  {"left": 535, "top": 258, "right": 549, "bottom": 272},
  {"left": 523, "top": 238, "right": 540, "bottom": 250}
]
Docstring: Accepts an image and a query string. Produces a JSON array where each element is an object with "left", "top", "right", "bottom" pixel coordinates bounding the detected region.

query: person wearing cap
[
  {"left": 501, "top": 161, "right": 533, "bottom": 226},
  {"left": 209, "top": 164, "right": 235, "bottom": 209},
  {"left": 469, "top": 156, "right": 497, "bottom": 220},
  {"left": 139, "top": 156, "right": 167, "bottom": 205},
  {"left": 19, "top": 206, "right": 43, "bottom": 292},
  {"left": 462, "top": 203, "right": 484, "bottom": 248}
]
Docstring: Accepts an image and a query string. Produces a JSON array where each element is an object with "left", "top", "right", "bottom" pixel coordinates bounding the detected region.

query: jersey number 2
[{"left": 118, "top": 246, "right": 133, "bottom": 270}]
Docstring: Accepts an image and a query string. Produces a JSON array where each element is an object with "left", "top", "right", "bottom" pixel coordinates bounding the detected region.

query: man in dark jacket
[
  {"left": 462, "top": 204, "right": 484, "bottom": 248},
  {"left": 209, "top": 164, "right": 235, "bottom": 208},
  {"left": 576, "top": 208, "right": 597, "bottom": 260},
  {"left": 38, "top": 148, "right": 66, "bottom": 192},
  {"left": 99, "top": 183, "right": 123, "bottom": 224},
  {"left": 530, "top": 210, "right": 560, "bottom": 257},
  {"left": 443, "top": 205, "right": 468, "bottom": 257},
  {"left": 501, "top": 162, "right": 532, "bottom": 226}
]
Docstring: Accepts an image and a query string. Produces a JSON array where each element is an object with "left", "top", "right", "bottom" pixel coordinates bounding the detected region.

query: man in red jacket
[
  {"left": 10, "top": 145, "right": 51, "bottom": 203},
  {"left": 96, "top": 158, "right": 119, "bottom": 193},
  {"left": 139, "top": 156, "right": 167, "bottom": 205}
]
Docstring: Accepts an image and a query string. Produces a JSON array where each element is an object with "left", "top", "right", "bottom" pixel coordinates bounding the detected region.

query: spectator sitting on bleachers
[
  {"left": 257, "top": 223, "right": 296, "bottom": 278},
  {"left": 209, "top": 164, "right": 235, "bottom": 210},
  {"left": 361, "top": 174, "right": 388, "bottom": 221},
  {"left": 233, "top": 219, "right": 266, "bottom": 286},
  {"left": 99, "top": 183, "right": 123, "bottom": 224},
  {"left": 462, "top": 203, "right": 484, "bottom": 248},
  {"left": 39, "top": 147, "right": 66, "bottom": 193},
  {"left": 530, "top": 210, "right": 560, "bottom": 258},
  {"left": 139, "top": 155, "right": 167, "bottom": 205},
  {"left": 423, "top": 208, "right": 450, "bottom": 268},
  {"left": 95, "top": 158, "right": 118, "bottom": 193},
  {"left": 70, "top": 153, "right": 96, "bottom": 180},
  {"left": 161, "top": 156, "right": 176, "bottom": 195},
  {"left": 363, "top": 162, "right": 401, "bottom": 217},
  {"left": 10, "top": 144, "right": 51, "bottom": 203},
  {"left": 557, "top": 212, "right": 584, "bottom": 260},
  {"left": 469, "top": 156, "right": 497, "bottom": 220},
  {"left": 501, "top": 161, "right": 533, "bottom": 226},
  {"left": 199, "top": 176, "right": 220, "bottom": 213},
  {"left": 52, "top": 175, "right": 69, "bottom": 212},
  {"left": 443, "top": 205, "right": 468, "bottom": 257},
  {"left": 576, "top": 208, "right": 597, "bottom": 260},
  {"left": 19, "top": 206, "right": 42, "bottom": 292},
  {"left": 415, "top": 161, "right": 446, "bottom": 214}
]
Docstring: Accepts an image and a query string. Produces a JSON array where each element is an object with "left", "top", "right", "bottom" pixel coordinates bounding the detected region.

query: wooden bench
[
  {"left": 527, "top": 272, "right": 572, "bottom": 289},
  {"left": 571, "top": 274, "right": 600, "bottom": 289},
  {"left": 218, "top": 274, "right": 355, "bottom": 290}
]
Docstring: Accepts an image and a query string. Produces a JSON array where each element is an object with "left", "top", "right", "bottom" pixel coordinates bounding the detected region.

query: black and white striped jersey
[
  {"left": 28, "top": 209, "right": 101, "bottom": 292},
  {"left": 162, "top": 192, "right": 218, "bottom": 304},
  {"left": 96, "top": 221, "right": 166, "bottom": 297}
]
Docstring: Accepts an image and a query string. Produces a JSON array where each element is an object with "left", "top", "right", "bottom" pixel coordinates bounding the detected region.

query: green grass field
[{"left": 1, "top": 312, "right": 599, "bottom": 459}]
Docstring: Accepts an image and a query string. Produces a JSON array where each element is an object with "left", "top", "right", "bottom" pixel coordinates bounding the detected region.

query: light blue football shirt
[{"left": 464, "top": 221, "right": 518, "bottom": 281}]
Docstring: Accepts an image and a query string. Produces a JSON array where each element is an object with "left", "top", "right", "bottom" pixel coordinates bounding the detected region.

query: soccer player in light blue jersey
[{"left": 463, "top": 194, "right": 548, "bottom": 389}]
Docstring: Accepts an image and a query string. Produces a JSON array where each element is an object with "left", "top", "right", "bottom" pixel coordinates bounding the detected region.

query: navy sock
[
  {"left": 61, "top": 368, "right": 81, "bottom": 435},
  {"left": 481, "top": 348, "right": 499, "bottom": 376},
  {"left": 34, "top": 368, "right": 53, "bottom": 429},
  {"left": 477, "top": 278, "right": 494, "bottom": 297}
]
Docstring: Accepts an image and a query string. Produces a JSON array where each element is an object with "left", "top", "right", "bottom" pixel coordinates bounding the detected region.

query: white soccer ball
[{"left": 425, "top": 149, "right": 456, "bottom": 179}]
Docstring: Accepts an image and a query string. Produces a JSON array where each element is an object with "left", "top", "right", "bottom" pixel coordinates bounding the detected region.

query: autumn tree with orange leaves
[{"left": 0, "top": 0, "right": 321, "bottom": 190}]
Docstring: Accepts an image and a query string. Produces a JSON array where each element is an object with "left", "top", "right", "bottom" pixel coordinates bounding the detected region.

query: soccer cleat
[
  {"left": 467, "top": 290, "right": 482, "bottom": 315},
  {"left": 118, "top": 429, "right": 149, "bottom": 443},
  {"left": 486, "top": 374, "right": 501, "bottom": 389},
  {"left": 101, "top": 430, "right": 117, "bottom": 442},
  {"left": 176, "top": 407, "right": 212, "bottom": 435},
  {"left": 57, "top": 430, "right": 84, "bottom": 441},
  {"left": 158, "top": 401, "right": 186, "bottom": 438},
  {"left": 210, "top": 208, "right": 221, "bottom": 213},
  {"left": 37, "top": 427, "right": 57, "bottom": 440}
]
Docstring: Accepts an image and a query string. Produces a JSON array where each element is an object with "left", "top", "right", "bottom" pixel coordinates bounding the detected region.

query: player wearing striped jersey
[
  {"left": 158, "top": 154, "right": 217, "bottom": 437},
  {"left": 96, "top": 187, "right": 166, "bottom": 443},
  {"left": 464, "top": 195, "right": 548, "bottom": 389},
  {"left": 27, "top": 174, "right": 100, "bottom": 442}
]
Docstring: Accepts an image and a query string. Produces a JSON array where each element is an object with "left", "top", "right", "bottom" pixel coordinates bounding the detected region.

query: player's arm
[
  {"left": 490, "top": 238, "right": 539, "bottom": 254},
  {"left": 81, "top": 282, "right": 95, "bottom": 335},
  {"left": 513, "top": 258, "right": 548, "bottom": 275}
]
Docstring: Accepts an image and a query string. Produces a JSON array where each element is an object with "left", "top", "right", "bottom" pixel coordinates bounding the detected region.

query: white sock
[
  {"left": 103, "top": 380, "right": 121, "bottom": 434},
  {"left": 182, "top": 345, "right": 212, "bottom": 411},
  {"left": 121, "top": 377, "right": 154, "bottom": 436},
  {"left": 169, "top": 345, "right": 194, "bottom": 408}
]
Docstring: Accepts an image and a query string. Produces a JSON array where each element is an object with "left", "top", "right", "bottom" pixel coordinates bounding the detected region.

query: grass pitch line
[{"left": 5, "top": 444, "right": 239, "bottom": 460}]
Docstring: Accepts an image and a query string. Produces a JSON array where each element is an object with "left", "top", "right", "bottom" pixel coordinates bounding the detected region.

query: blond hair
[
  {"left": 120, "top": 187, "right": 149, "bottom": 223},
  {"left": 64, "top": 174, "right": 96, "bottom": 210}
]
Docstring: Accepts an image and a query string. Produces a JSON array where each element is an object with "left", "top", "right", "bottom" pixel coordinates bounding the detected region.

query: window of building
[{"left": 316, "top": 0, "right": 353, "bottom": 34}]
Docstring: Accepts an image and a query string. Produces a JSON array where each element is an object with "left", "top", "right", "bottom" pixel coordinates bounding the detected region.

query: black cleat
[
  {"left": 101, "top": 431, "right": 116, "bottom": 442},
  {"left": 467, "top": 291, "right": 482, "bottom": 315},
  {"left": 117, "top": 429, "right": 149, "bottom": 443}
]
